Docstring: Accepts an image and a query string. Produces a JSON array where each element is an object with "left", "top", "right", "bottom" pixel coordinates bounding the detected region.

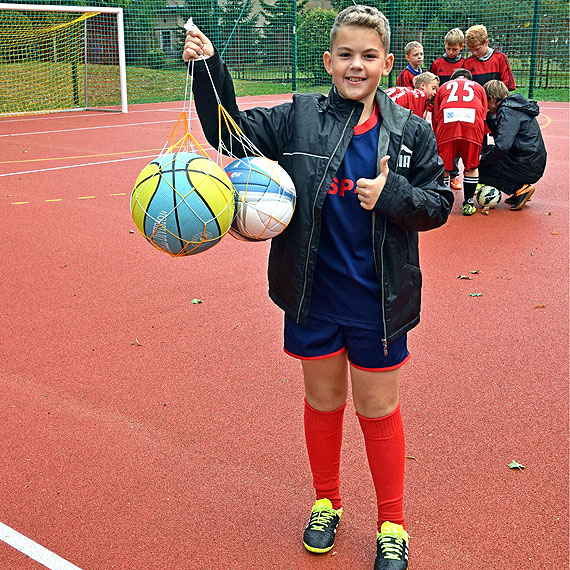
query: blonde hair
[
  {"left": 465, "top": 25, "right": 488, "bottom": 48},
  {"left": 414, "top": 72, "right": 438, "bottom": 89},
  {"left": 330, "top": 5, "right": 391, "bottom": 53},
  {"left": 484, "top": 79, "right": 509, "bottom": 102},
  {"left": 404, "top": 40, "right": 423, "bottom": 55},
  {"left": 445, "top": 28, "right": 464, "bottom": 46}
]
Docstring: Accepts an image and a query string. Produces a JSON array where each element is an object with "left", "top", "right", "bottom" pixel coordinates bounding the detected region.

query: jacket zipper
[
  {"left": 296, "top": 107, "right": 357, "bottom": 322},
  {"left": 376, "top": 111, "right": 412, "bottom": 355}
]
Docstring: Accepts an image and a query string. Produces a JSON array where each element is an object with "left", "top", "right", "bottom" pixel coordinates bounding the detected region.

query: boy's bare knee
[{"left": 354, "top": 395, "right": 399, "bottom": 419}]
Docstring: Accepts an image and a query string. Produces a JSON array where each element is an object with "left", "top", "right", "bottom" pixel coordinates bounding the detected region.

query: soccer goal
[{"left": 0, "top": 3, "right": 128, "bottom": 115}]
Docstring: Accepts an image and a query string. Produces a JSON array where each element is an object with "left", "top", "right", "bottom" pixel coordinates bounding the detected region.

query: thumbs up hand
[{"left": 355, "top": 155, "right": 390, "bottom": 210}]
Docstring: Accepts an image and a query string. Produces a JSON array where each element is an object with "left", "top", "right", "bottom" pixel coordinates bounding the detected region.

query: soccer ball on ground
[{"left": 476, "top": 185, "right": 502, "bottom": 208}]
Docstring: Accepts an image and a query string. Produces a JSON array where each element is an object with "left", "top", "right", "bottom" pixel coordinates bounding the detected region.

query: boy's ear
[
  {"left": 383, "top": 53, "right": 395, "bottom": 76},
  {"left": 323, "top": 51, "right": 333, "bottom": 76}
]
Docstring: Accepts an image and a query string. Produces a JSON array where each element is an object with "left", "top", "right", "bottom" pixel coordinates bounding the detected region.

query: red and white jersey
[
  {"left": 385, "top": 86, "right": 412, "bottom": 98},
  {"left": 431, "top": 77, "right": 488, "bottom": 146},
  {"left": 464, "top": 49, "right": 516, "bottom": 90},
  {"left": 430, "top": 55, "right": 465, "bottom": 85},
  {"left": 386, "top": 86, "right": 430, "bottom": 118}
]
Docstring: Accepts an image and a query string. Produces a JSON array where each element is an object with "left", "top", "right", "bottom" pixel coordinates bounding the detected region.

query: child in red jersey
[
  {"left": 432, "top": 68, "right": 488, "bottom": 215},
  {"left": 430, "top": 28, "right": 465, "bottom": 85},
  {"left": 464, "top": 25, "right": 516, "bottom": 90},
  {"left": 431, "top": 28, "right": 467, "bottom": 190},
  {"left": 386, "top": 72, "right": 439, "bottom": 119},
  {"left": 396, "top": 41, "right": 424, "bottom": 88}
]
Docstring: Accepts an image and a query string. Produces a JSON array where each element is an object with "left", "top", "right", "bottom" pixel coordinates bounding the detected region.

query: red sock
[
  {"left": 304, "top": 398, "right": 346, "bottom": 510},
  {"left": 357, "top": 404, "right": 406, "bottom": 530}
]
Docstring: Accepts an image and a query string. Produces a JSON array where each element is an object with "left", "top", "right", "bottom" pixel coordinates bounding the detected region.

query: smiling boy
[{"left": 184, "top": 6, "right": 452, "bottom": 569}]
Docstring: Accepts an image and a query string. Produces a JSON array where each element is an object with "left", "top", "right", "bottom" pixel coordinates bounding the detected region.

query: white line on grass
[{"left": 0, "top": 521, "right": 84, "bottom": 570}]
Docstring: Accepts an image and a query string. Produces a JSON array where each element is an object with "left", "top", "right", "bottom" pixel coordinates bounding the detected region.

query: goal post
[{"left": 0, "top": 3, "right": 128, "bottom": 115}]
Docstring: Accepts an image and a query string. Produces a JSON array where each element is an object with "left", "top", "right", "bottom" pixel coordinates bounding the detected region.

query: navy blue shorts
[{"left": 283, "top": 315, "right": 409, "bottom": 371}]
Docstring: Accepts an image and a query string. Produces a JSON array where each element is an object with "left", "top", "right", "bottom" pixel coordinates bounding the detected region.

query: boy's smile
[{"left": 324, "top": 26, "right": 393, "bottom": 119}]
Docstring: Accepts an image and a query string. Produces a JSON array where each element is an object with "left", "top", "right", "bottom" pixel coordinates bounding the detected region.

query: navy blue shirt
[{"left": 309, "top": 107, "right": 384, "bottom": 331}]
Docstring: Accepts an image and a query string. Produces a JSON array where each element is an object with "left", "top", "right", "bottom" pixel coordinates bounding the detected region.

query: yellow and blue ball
[{"left": 131, "top": 152, "right": 235, "bottom": 256}]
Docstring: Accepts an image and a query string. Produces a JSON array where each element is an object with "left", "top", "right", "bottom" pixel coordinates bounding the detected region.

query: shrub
[
  {"left": 297, "top": 8, "right": 335, "bottom": 85},
  {"left": 146, "top": 49, "right": 167, "bottom": 70}
]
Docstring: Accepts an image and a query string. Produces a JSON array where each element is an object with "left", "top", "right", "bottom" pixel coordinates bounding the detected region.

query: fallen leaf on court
[
  {"left": 508, "top": 460, "right": 525, "bottom": 471},
  {"left": 129, "top": 229, "right": 135, "bottom": 234},
  {"left": 481, "top": 207, "right": 490, "bottom": 215},
  {"left": 470, "top": 270, "right": 482, "bottom": 274},
  {"left": 468, "top": 293, "right": 483, "bottom": 297},
  {"left": 530, "top": 252, "right": 534, "bottom": 256},
  {"left": 130, "top": 338, "right": 144, "bottom": 346},
  {"left": 191, "top": 298, "right": 203, "bottom": 304},
  {"left": 534, "top": 303, "right": 546, "bottom": 309},
  {"left": 544, "top": 212, "right": 552, "bottom": 216},
  {"left": 457, "top": 275, "right": 473, "bottom": 280},
  {"left": 550, "top": 231, "right": 559, "bottom": 235},
  {"left": 59, "top": 264, "right": 67, "bottom": 268},
  {"left": 405, "top": 455, "right": 418, "bottom": 462},
  {"left": 498, "top": 276, "right": 512, "bottom": 280}
]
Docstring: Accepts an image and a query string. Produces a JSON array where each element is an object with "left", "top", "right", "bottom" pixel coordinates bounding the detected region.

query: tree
[{"left": 218, "top": 0, "right": 259, "bottom": 65}]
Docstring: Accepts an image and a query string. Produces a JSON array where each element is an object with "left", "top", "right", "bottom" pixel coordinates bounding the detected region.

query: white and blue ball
[
  {"left": 224, "top": 156, "right": 296, "bottom": 241},
  {"left": 476, "top": 185, "right": 502, "bottom": 208}
]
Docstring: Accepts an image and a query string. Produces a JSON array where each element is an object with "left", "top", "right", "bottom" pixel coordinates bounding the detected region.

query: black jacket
[
  {"left": 191, "top": 54, "right": 453, "bottom": 345},
  {"left": 481, "top": 94, "right": 547, "bottom": 185}
]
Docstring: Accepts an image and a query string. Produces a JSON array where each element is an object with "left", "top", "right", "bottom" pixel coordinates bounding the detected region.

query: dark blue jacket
[
  {"left": 191, "top": 53, "right": 453, "bottom": 345},
  {"left": 481, "top": 94, "right": 547, "bottom": 187}
]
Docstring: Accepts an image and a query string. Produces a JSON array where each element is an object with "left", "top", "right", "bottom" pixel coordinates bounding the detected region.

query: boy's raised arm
[{"left": 183, "top": 29, "right": 214, "bottom": 62}]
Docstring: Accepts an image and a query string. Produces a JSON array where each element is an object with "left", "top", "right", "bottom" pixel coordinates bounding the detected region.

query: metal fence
[{"left": 2, "top": 0, "right": 568, "bottom": 103}]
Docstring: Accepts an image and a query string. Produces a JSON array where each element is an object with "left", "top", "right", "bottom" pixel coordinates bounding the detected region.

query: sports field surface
[{"left": 1, "top": 96, "right": 568, "bottom": 569}]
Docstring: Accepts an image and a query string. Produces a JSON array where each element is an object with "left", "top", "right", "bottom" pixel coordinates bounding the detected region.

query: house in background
[{"left": 152, "top": 0, "right": 334, "bottom": 58}]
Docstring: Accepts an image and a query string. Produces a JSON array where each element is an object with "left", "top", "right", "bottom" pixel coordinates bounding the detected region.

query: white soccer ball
[
  {"left": 224, "top": 156, "right": 296, "bottom": 241},
  {"left": 476, "top": 185, "right": 502, "bottom": 208}
]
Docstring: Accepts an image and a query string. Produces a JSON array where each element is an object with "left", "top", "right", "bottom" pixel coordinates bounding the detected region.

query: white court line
[
  {"left": 0, "top": 147, "right": 215, "bottom": 177},
  {"left": 0, "top": 521, "right": 84, "bottom": 570},
  {"left": 0, "top": 98, "right": 292, "bottom": 125},
  {"left": 0, "top": 154, "right": 159, "bottom": 177},
  {"left": 0, "top": 119, "right": 183, "bottom": 138}
]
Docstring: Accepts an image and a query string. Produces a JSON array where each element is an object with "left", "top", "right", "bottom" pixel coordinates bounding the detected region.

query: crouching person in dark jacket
[{"left": 479, "top": 80, "right": 547, "bottom": 210}]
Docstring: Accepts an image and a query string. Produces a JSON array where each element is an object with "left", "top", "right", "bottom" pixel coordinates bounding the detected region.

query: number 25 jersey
[{"left": 431, "top": 77, "right": 488, "bottom": 146}]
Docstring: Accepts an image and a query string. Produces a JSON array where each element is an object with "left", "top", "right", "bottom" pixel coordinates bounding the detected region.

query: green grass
[{"left": 124, "top": 65, "right": 569, "bottom": 103}]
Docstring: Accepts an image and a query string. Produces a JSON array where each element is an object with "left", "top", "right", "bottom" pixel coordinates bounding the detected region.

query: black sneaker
[
  {"left": 375, "top": 522, "right": 409, "bottom": 570},
  {"left": 510, "top": 184, "right": 535, "bottom": 210},
  {"left": 505, "top": 194, "right": 517, "bottom": 205},
  {"left": 302, "top": 498, "right": 342, "bottom": 554}
]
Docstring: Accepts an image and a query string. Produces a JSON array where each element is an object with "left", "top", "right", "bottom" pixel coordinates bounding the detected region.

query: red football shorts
[{"left": 438, "top": 139, "right": 481, "bottom": 171}]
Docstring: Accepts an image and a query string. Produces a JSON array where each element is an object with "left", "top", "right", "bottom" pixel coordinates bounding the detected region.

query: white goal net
[{"left": 0, "top": 3, "right": 127, "bottom": 115}]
